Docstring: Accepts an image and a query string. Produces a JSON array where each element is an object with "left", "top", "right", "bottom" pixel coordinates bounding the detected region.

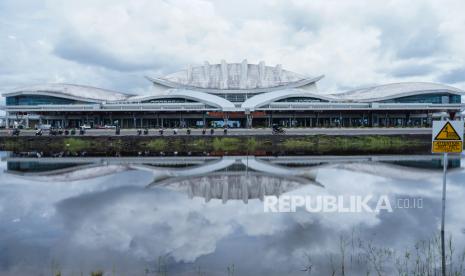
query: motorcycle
[
  {"left": 272, "top": 125, "right": 285, "bottom": 135},
  {"left": 12, "top": 128, "right": 20, "bottom": 136},
  {"left": 143, "top": 128, "right": 149, "bottom": 135}
]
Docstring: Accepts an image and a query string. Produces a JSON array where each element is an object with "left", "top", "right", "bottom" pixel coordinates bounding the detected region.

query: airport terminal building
[{"left": 1, "top": 60, "right": 464, "bottom": 129}]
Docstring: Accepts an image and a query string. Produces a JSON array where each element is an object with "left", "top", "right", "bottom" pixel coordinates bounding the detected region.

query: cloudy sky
[{"left": 1, "top": 0, "right": 465, "bottom": 97}]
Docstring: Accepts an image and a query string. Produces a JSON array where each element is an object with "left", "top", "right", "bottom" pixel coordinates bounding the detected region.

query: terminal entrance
[{"left": 11, "top": 110, "right": 440, "bottom": 129}]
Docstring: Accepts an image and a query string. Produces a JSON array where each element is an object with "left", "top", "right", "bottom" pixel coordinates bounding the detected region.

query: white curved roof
[
  {"left": 332, "top": 82, "right": 464, "bottom": 102},
  {"left": 149, "top": 60, "right": 323, "bottom": 92},
  {"left": 241, "top": 89, "right": 334, "bottom": 110},
  {"left": 127, "top": 89, "right": 236, "bottom": 111},
  {"left": 3, "top": 83, "right": 132, "bottom": 102}
]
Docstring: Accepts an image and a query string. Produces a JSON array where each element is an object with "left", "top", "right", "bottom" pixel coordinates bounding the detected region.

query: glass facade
[
  {"left": 276, "top": 97, "right": 327, "bottom": 102},
  {"left": 379, "top": 93, "right": 461, "bottom": 104},
  {"left": 217, "top": 93, "right": 264, "bottom": 102},
  {"left": 6, "top": 95, "right": 86, "bottom": 105},
  {"left": 141, "top": 98, "right": 196, "bottom": 103}
]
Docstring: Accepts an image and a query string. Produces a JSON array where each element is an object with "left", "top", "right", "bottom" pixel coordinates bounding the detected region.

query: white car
[
  {"left": 104, "top": 125, "right": 116, "bottom": 129},
  {"left": 36, "top": 124, "right": 52, "bottom": 130},
  {"left": 81, "top": 125, "right": 92, "bottom": 129}
]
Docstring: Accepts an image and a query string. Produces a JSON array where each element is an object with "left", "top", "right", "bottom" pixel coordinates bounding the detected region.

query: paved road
[{"left": 0, "top": 127, "right": 432, "bottom": 137}]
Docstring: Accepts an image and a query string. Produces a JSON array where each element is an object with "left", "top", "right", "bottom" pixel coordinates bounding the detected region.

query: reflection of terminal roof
[
  {"left": 154, "top": 172, "right": 314, "bottom": 203},
  {"left": 5, "top": 163, "right": 131, "bottom": 181},
  {"left": 3, "top": 155, "right": 462, "bottom": 189}
]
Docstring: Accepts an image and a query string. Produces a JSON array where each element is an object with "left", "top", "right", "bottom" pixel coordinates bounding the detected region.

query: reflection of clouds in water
[
  {"left": 1, "top": 158, "right": 465, "bottom": 275},
  {"left": 56, "top": 186, "right": 292, "bottom": 262}
]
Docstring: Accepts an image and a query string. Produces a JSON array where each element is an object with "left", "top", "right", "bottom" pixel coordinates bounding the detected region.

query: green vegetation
[
  {"left": 212, "top": 137, "right": 241, "bottom": 151},
  {"left": 302, "top": 231, "right": 465, "bottom": 276},
  {"left": 0, "top": 134, "right": 431, "bottom": 155},
  {"left": 245, "top": 137, "right": 257, "bottom": 151},
  {"left": 187, "top": 138, "right": 210, "bottom": 151},
  {"left": 282, "top": 138, "right": 315, "bottom": 150},
  {"left": 146, "top": 139, "right": 168, "bottom": 151},
  {"left": 64, "top": 138, "right": 92, "bottom": 153}
]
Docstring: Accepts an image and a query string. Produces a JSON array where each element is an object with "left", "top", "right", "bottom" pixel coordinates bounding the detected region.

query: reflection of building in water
[
  {"left": 3, "top": 155, "right": 462, "bottom": 202},
  {"left": 159, "top": 173, "right": 309, "bottom": 203}
]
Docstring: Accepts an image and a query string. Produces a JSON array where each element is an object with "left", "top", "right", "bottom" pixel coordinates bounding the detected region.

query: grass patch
[
  {"left": 213, "top": 137, "right": 241, "bottom": 151},
  {"left": 146, "top": 139, "right": 168, "bottom": 151},
  {"left": 187, "top": 138, "right": 210, "bottom": 151},
  {"left": 282, "top": 138, "right": 316, "bottom": 150},
  {"left": 64, "top": 138, "right": 91, "bottom": 153},
  {"left": 246, "top": 137, "right": 257, "bottom": 151}
]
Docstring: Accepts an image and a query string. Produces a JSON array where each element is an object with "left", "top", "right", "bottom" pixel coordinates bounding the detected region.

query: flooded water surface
[{"left": 1, "top": 151, "right": 465, "bottom": 275}]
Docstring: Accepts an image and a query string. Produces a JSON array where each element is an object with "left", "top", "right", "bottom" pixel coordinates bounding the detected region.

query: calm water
[{"left": 1, "top": 151, "right": 465, "bottom": 275}]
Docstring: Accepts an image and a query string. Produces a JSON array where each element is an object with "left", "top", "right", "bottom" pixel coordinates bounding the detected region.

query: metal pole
[{"left": 441, "top": 152, "right": 448, "bottom": 276}]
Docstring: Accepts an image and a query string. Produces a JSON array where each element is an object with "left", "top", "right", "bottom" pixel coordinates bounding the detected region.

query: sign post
[{"left": 432, "top": 120, "right": 464, "bottom": 276}]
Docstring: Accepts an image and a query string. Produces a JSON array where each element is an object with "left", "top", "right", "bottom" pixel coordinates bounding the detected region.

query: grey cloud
[
  {"left": 438, "top": 67, "right": 465, "bottom": 84},
  {"left": 390, "top": 63, "right": 436, "bottom": 78},
  {"left": 279, "top": 5, "right": 321, "bottom": 33},
  {"left": 371, "top": 5, "right": 446, "bottom": 60},
  {"left": 53, "top": 34, "right": 182, "bottom": 73}
]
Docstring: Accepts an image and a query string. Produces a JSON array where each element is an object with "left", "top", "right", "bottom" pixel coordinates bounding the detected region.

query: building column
[
  {"left": 25, "top": 115, "right": 30, "bottom": 129},
  {"left": 5, "top": 112, "right": 9, "bottom": 129},
  {"left": 269, "top": 112, "right": 273, "bottom": 127},
  {"left": 223, "top": 113, "right": 229, "bottom": 128},
  {"left": 246, "top": 114, "right": 253, "bottom": 128}
]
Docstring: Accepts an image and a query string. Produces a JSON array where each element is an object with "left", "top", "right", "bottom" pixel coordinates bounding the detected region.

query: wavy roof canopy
[
  {"left": 127, "top": 89, "right": 236, "bottom": 111},
  {"left": 331, "top": 82, "right": 465, "bottom": 102},
  {"left": 3, "top": 83, "right": 133, "bottom": 102},
  {"left": 242, "top": 89, "right": 334, "bottom": 110}
]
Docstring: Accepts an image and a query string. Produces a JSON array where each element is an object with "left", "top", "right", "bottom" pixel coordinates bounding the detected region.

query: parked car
[
  {"left": 104, "top": 125, "right": 117, "bottom": 129},
  {"left": 81, "top": 125, "right": 92, "bottom": 129},
  {"left": 36, "top": 124, "right": 52, "bottom": 130}
]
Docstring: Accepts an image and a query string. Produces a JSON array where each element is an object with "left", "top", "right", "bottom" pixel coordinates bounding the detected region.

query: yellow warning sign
[
  {"left": 432, "top": 120, "right": 464, "bottom": 153},
  {"left": 433, "top": 141, "right": 463, "bottom": 153},
  {"left": 434, "top": 122, "right": 461, "bottom": 140}
]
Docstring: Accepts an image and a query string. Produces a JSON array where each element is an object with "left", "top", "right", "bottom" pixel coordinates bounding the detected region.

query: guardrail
[
  {"left": 4, "top": 103, "right": 220, "bottom": 112},
  {"left": 264, "top": 102, "right": 463, "bottom": 110},
  {"left": 3, "top": 102, "right": 463, "bottom": 112},
  {"left": 4, "top": 104, "right": 101, "bottom": 111}
]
